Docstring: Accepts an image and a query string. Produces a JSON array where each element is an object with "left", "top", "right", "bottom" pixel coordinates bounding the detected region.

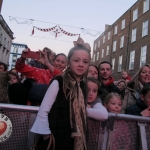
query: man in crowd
[{"left": 98, "top": 61, "right": 121, "bottom": 94}]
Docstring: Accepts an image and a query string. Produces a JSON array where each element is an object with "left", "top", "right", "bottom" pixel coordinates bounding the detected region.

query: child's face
[
  {"left": 87, "top": 81, "right": 98, "bottom": 103},
  {"left": 141, "top": 91, "right": 150, "bottom": 107},
  {"left": 117, "top": 81, "right": 126, "bottom": 90},
  {"left": 68, "top": 50, "right": 90, "bottom": 77},
  {"left": 122, "top": 72, "right": 128, "bottom": 79},
  {"left": 10, "top": 75, "right": 18, "bottom": 84},
  {"left": 105, "top": 97, "right": 122, "bottom": 113}
]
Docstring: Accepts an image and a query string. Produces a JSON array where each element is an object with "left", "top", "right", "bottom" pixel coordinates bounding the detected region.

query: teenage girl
[
  {"left": 104, "top": 93, "right": 123, "bottom": 114},
  {"left": 31, "top": 43, "right": 91, "bottom": 150},
  {"left": 87, "top": 77, "right": 108, "bottom": 121}
]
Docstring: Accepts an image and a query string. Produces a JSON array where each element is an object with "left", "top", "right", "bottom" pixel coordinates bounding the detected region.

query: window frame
[
  {"left": 142, "top": 20, "right": 148, "bottom": 37},
  {"left": 131, "top": 28, "right": 137, "bottom": 43},
  {"left": 129, "top": 50, "right": 135, "bottom": 70},
  {"left": 133, "top": 8, "right": 138, "bottom": 22},
  {"left": 140, "top": 45, "right": 147, "bottom": 67}
]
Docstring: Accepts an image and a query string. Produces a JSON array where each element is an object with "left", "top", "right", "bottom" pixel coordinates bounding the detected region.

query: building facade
[
  {"left": 0, "top": 15, "right": 13, "bottom": 65},
  {"left": 9, "top": 43, "right": 28, "bottom": 70},
  {"left": 93, "top": 0, "right": 150, "bottom": 80}
]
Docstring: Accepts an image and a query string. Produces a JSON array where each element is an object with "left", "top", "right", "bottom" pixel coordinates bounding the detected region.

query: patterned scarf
[{"left": 63, "top": 70, "right": 87, "bottom": 150}]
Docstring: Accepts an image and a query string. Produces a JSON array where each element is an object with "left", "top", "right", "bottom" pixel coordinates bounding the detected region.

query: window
[
  {"left": 112, "top": 58, "right": 115, "bottom": 72},
  {"left": 93, "top": 54, "right": 96, "bottom": 62},
  {"left": 140, "top": 45, "right": 147, "bottom": 67},
  {"left": 106, "top": 45, "right": 109, "bottom": 56},
  {"left": 133, "top": 9, "right": 138, "bottom": 21},
  {"left": 114, "top": 25, "right": 118, "bottom": 35},
  {"left": 101, "top": 49, "right": 104, "bottom": 58},
  {"left": 108, "top": 32, "right": 111, "bottom": 40},
  {"left": 129, "top": 50, "right": 135, "bottom": 70},
  {"left": 98, "top": 41, "right": 100, "bottom": 48},
  {"left": 143, "top": 0, "right": 149, "bottom": 13},
  {"left": 0, "top": 34, "right": 2, "bottom": 42},
  {"left": 3, "top": 38, "right": 6, "bottom": 46},
  {"left": 13, "top": 47, "right": 18, "bottom": 53},
  {"left": 103, "top": 36, "right": 105, "bottom": 43},
  {"left": 121, "top": 19, "right": 125, "bottom": 30},
  {"left": 12, "top": 55, "right": 17, "bottom": 63},
  {"left": 120, "top": 36, "right": 124, "bottom": 48},
  {"left": 94, "top": 43, "right": 97, "bottom": 51},
  {"left": 118, "top": 55, "right": 122, "bottom": 72},
  {"left": 113, "top": 41, "right": 117, "bottom": 52},
  {"left": 7, "top": 42, "right": 9, "bottom": 49},
  {"left": 131, "top": 28, "right": 137, "bottom": 43},
  {"left": 96, "top": 52, "right": 99, "bottom": 60},
  {"left": 142, "top": 20, "right": 148, "bottom": 37}
]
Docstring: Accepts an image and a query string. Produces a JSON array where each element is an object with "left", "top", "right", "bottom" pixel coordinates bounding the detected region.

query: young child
[
  {"left": 31, "top": 38, "right": 91, "bottom": 150},
  {"left": 104, "top": 93, "right": 123, "bottom": 114},
  {"left": 125, "top": 85, "right": 150, "bottom": 116},
  {"left": 87, "top": 77, "right": 108, "bottom": 121},
  {"left": 121, "top": 70, "right": 131, "bottom": 83}
]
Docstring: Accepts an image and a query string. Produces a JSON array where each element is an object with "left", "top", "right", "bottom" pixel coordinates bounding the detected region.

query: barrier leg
[
  {"left": 138, "top": 122, "right": 148, "bottom": 150},
  {"left": 27, "top": 113, "right": 37, "bottom": 149}
]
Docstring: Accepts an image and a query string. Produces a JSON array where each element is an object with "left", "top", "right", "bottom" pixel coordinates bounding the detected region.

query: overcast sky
[{"left": 2, "top": 0, "right": 137, "bottom": 55}]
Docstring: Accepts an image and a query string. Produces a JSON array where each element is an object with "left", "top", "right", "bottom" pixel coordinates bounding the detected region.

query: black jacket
[{"left": 125, "top": 98, "right": 147, "bottom": 116}]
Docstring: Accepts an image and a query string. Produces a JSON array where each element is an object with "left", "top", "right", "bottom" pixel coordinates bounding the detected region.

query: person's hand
[
  {"left": 141, "top": 107, "right": 150, "bottom": 117},
  {"left": 21, "top": 48, "right": 30, "bottom": 59},
  {"left": 37, "top": 50, "right": 49, "bottom": 66},
  {"left": 87, "top": 104, "right": 91, "bottom": 108}
]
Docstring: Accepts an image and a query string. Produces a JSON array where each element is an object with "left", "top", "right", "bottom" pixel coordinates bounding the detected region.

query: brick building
[{"left": 92, "top": 0, "right": 150, "bottom": 80}]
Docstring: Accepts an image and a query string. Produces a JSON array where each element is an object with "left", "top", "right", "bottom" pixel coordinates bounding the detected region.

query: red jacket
[{"left": 15, "top": 60, "right": 61, "bottom": 85}]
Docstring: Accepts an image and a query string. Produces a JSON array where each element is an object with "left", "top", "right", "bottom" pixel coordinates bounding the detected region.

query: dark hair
[
  {"left": 141, "top": 84, "right": 150, "bottom": 96},
  {"left": 87, "top": 77, "right": 101, "bottom": 97},
  {"left": 9, "top": 72, "right": 20, "bottom": 81},
  {"left": 98, "top": 61, "right": 112, "bottom": 69},
  {"left": 0, "top": 62, "right": 8, "bottom": 71},
  {"left": 54, "top": 53, "right": 67, "bottom": 61}
]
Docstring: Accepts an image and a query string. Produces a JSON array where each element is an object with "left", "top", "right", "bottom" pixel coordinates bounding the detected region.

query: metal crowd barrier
[{"left": 0, "top": 104, "right": 150, "bottom": 150}]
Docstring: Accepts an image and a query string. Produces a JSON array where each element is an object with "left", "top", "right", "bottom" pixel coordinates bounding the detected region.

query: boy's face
[
  {"left": 104, "top": 97, "right": 122, "bottom": 114},
  {"left": 141, "top": 91, "right": 150, "bottom": 107},
  {"left": 122, "top": 72, "right": 128, "bottom": 79}
]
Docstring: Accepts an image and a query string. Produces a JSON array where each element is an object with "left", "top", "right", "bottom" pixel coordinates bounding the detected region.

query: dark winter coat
[{"left": 125, "top": 98, "right": 147, "bottom": 116}]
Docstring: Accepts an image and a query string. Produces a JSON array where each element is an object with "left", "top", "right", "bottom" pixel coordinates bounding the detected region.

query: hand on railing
[{"left": 141, "top": 107, "right": 150, "bottom": 117}]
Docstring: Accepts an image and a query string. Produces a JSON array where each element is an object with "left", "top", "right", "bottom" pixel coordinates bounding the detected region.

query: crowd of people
[{"left": 0, "top": 37, "right": 150, "bottom": 149}]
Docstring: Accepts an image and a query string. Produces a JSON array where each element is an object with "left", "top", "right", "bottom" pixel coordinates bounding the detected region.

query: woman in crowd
[
  {"left": 87, "top": 77, "right": 108, "bottom": 121},
  {"left": 31, "top": 38, "right": 91, "bottom": 150},
  {"left": 122, "top": 64, "right": 150, "bottom": 113},
  {"left": 15, "top": 49, "right": 67, "bottom": 84},
  {"left": 104, "top": 93, "right": 123, "bottom": 114},
  {"left": 9, "top": 72, "right": 20, "bottom": 85},
  {"left": 87, "top": 64, "right": 99, "bottom": 80}
]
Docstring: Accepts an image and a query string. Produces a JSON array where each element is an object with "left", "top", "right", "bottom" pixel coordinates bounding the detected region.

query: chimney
[{"left": 105, "top": 24, "right": 111, "bottom": 30}]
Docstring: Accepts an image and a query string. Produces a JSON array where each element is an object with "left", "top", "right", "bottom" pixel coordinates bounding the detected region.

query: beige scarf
[{"left": 63, "top": 71, "right": 87, "bottom": 150}]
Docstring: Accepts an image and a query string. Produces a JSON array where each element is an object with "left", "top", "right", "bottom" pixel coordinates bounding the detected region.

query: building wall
[
  {"left": 9, "top": 43, "right": 28, "bottom": 70},
  {"left": 93, "top": 0, "right": 150, "bottom": 80},
  {"left": 0, "top": 15, "right": 13, "bottom": 65}
]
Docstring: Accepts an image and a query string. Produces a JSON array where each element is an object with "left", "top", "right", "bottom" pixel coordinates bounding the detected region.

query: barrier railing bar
[
  {"left": 101, "top": 126, "right": 108, "bottom": 150},
  {"left": 0, "top": 104, "right": 150, "bottom": 122},
  {"left": 0, "top": 104, "right": 39, "bottom": 112}
]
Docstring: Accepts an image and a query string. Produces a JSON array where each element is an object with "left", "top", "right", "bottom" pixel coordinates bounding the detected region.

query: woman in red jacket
[{"left": 15, "top": 49, "right": 67, "bottom": 84}]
